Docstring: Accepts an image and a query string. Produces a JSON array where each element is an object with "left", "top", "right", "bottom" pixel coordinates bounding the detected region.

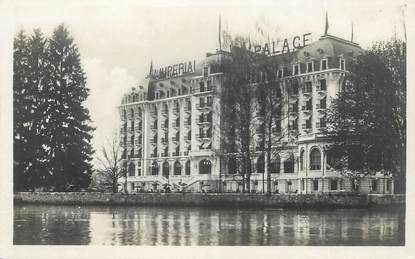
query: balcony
[
  {"left": 316, "top": 103, "right": 327, "bottom": 112},
  {"left": 302, "top": 123, "right": 313, "bottom": 132},
  {"left": 172, "top": 136, "right": 179, "bottom": 143},
  {"left": 301, "top": 105, "right": 312, "bottom": 113}
]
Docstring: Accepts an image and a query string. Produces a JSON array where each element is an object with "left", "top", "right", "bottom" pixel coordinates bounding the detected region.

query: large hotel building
[{"left": 118, "top": 31, "right": 394, "bottom": 194}]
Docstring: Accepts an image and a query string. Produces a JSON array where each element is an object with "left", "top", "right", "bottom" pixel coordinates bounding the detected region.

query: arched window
[
  {"left": 257, "top": 154, "right": 265, "bottom": 174},
  {"left": 174, "top": 161, "right": 182, "bottom": 175},
  {"left": 130, "top": 148, "right": 134, "bottom": 158},
  {"left": 128, "top": 163, "right": 135, "bottom": 176},
  {"left": 284, "top": 154, "right": 294, "bottom": 173},
  {"left": 162, "top": 161, "right": 170, "bottom": 178},
  {"left": 199, "top": 159, "right": 211, "bottom": 174},
  {"left": 131, "top": 135, "right": 134, "bottom": 146},
  {"left": 185, "top": 160, "right": 191, "bottom": 175},
  {"left": 271, "top": 155, "right": 280, "bottom": 174},
  {"left": 151, "top": 161, "right": 159, "bottom": 175},
  {"left": 228, "top": 157, "right": 237, "bottom": 174},
  {"left": 310, "top": 148, "right": 321, "bottom": 170},
  {"left": 138, "top": 107, "right": 142, "bottom": 117},
  {"left": 300, "top": 149, "right": 305, "bottom": 171}
]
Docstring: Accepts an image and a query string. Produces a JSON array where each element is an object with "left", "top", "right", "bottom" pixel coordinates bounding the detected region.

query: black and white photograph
[{"left": 0, "top": 0, "right": 413, "bottom": 258}]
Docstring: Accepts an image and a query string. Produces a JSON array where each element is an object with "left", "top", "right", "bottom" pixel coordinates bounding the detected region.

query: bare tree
[{"left": 94, "top": 131, "right": 125, "bottom": 193}]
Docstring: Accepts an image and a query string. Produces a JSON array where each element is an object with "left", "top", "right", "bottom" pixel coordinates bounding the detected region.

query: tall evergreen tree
[
  {"left": 45, "top": 24, "right": 94, "bottom": 191},
  {"left": 13, "top": 25, "right": 94, "bottom": 191}
]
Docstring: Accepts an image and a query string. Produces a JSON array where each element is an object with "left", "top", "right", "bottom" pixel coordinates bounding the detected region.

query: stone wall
[{"left": 14, "top": 192, "right": 405, "bottom": 209}]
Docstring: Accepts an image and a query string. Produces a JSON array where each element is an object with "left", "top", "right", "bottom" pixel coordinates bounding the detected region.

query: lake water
[{"left": 14, "top": 204, "right": 404, "bottom": 246}]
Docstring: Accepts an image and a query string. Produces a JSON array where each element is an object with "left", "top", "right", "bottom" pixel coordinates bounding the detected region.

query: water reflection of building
[
  {"left": 14, "top": 205, "right": 402, "bottom": 245},
  {"left": 119, "top": 22, "right": 394, "bottom": 194}
]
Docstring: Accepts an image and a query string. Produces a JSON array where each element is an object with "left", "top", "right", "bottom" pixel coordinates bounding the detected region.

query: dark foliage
[
  {"left": 325, "top": 40, "right": 406, "bottom": 193},
  {"left": 13, "top": 24, "right": 94, "bottom": 191}
]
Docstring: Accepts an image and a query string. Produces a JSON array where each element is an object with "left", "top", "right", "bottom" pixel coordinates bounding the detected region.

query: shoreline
[{"left": 14, "top": 192, "right": 405, "bottom": 209}]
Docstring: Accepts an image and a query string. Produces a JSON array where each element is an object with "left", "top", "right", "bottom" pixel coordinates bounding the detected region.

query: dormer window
[
  {"left": 203, "top": 66, "right": 209, "bottom": 77},
  {"left": 339, "top": 58, "right": 346, "bottom": 70},
  {"left": 321, "top": 59, "right": 328, "bottom": 70},
  {"left": 293, "top": 64, "right": 300, "bottom": 75},
  {"left": 306, "top": 61, "right": 314, "bottom": 73}
]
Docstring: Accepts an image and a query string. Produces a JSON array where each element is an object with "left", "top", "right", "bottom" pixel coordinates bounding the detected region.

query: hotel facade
[{"left": 118, "top": 33, "right": 394, "bottom": 194}]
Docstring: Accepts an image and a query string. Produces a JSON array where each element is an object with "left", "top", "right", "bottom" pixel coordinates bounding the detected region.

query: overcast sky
[{"left": 13, "top": 0, "right": 407, "bottom": 165}]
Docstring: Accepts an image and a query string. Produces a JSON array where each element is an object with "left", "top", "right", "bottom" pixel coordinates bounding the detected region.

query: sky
[{"left": 13, "top": 0, "right": 407, "bottom": 165}]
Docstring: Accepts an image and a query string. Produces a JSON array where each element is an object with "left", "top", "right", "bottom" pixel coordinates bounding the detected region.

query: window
[
  {"left": 151, "top": 161, "right": 159, "bottom": 175},
  {"left": 199, "top": 159, "right": 211, "bottom": 174},
  {"left": 185, "top": 160, "right": 191, "bottom": 175},
  {"left": 300, "top": 149, "right": 305, "bottom": 171},
  {"left": 187, "top": 130, "right": 191, "bottom": 140},
  {"left": 319, "top": 97, "right": 327, "bottom": 109},
  {"left": 130, "top": 135, "right": 134, "bottom": 146},
  {"left": 339, "top": 58, "right": 346, "bottom": 70},
  {"left": 330, "top": 179, "right": 338, "bottom": 190},
  {"left": 293, "top": 64, "right": 300, "bottom": 75},
  {"left": 303, "top": 82, "right": 312, "bottom": 93},
  {"left": 284, "top": 154, "right": 294, "bottom": 173},
  {"left": 207, "top": 80, "right": 212, "bottom": 91},
  {"left": 199, "top": 97, "right": 205, "bottom": 107},
  {"left": 130, "top": 108, "right": 134, "bottom": 120},
  {"left": 386, "top": 179, "right": 391, "bottom": 192},
  {"left": 307, "top": 62, "right": 313, "bottom": 73},
  {"left": 271, "top": 155, "right": 280, "bottom": 174},
  {"left": 162, "top": 161, "right": 169, "bottom": 178},
  {"left": 128, "top": 163, "right": 135, "bottom": 177},
  {"left": 321, "top": 59, "right": 328, "bottom": 70},
  {"left": 313, "top": 179, "right": 319, "bottom": 191},
  {"left": 207, "top": 96, "right": 213, "bottom": 106},
  {"left": 174, "top": 161, "right": 182, "bottom": 175},
  {"left": 301, "top": 179, "right": 305, "bottom": 191},
  {"left": 319, "top": 79, "right": 327, "bottom": 91},
  {"left": 290, "top": 81, "right": 299, "bottom": 95},
  {"left": 310, "top": 148, "right": 321, "bottom": 170},
  {"left": 287, "top": 181, "right": 292, "bottom": 192},
  {"left": 319, "top": 117, "right": 326, "bottom": 128},
  {"left": 203, "top": 66, "right": 209, "bottom": 77},
  {"left": 371, "top": 179, "right": 378, "bottom": 192},
  {"left": 301, "top": 118, "right": 312, "bottom": 130},
  {"left": 199, "top": 82, "right": 205, "bottom": 92},
  {"left": 257, "top": 155, "right": 265, "bottom": 174}
]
